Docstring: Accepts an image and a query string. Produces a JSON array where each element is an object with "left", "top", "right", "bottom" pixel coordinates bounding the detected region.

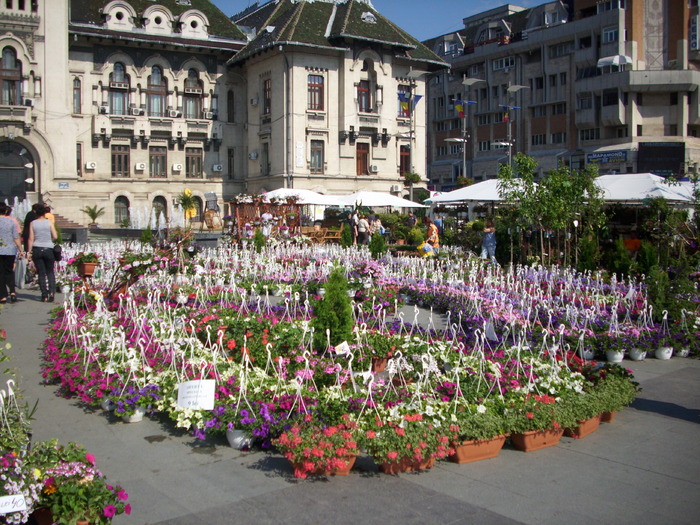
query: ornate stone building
[{"left": 0, "top": 0, "right": 445, "bottom": 227}]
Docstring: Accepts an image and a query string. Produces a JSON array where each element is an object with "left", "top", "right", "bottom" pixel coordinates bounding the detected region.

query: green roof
[
  {"left": 231, "top": 0, "right": 447, "bottom": 68},
  {"left": 70, "top": 0, "right": 246, "bottom": 40}
]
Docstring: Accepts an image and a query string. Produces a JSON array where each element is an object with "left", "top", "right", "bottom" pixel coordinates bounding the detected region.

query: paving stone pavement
[{"left": 2, "top": 288, "right": 699, "bottom": 525}]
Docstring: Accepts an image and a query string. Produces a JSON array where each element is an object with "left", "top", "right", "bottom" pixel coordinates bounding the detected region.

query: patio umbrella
[
  {"left": 337, "top": 191, "right": 427, "bottom": 208},
  {"left": 594, "top": 173, "right": 694, "bottom": 203},
  {"left": 425, "top": 179, "right": 505, "bottom": 204}
]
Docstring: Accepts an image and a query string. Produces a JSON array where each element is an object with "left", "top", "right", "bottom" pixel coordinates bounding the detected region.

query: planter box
[
  {"left": 564, "top": 415, "right": 602, "bottom": 439},
  {"left": 511, "top": 428, "right": 564, "bottom": 452},
  {"left": 449, "top": 435, "right": 506, "bottom": 464}
]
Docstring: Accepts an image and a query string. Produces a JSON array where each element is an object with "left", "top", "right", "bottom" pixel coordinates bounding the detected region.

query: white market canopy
[
  {"left": 425, "top": 179, "right": 505, "bottom": 204},
  {"left": 262, "top": 188, "right": 347, "bottom": 207},
  {"left": 595, "top": 173, "right": 694, "bottom": 203},
  {"left": 338, "top": 191, "right": 427, "bottom": 208}
]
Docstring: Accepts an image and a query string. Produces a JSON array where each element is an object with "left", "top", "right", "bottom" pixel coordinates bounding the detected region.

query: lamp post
[{"left": 498, "top": 84, "right": 529, "bottom": 169}]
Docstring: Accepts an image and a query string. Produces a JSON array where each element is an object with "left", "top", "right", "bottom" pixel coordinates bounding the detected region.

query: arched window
[
  {"left": 109, "top": 63, "right": 129, "bottom": 115},
  {"left": 227, "top": 89, "right": 234, "bottom": 123},
  {"left": 183, "top": 68, "right": 202, "bottom": 119},
  {"left": 73, "top": 78, "right": 81, "bottom": 114},
  {"left": 152, "top": 196, "right": 167, "bottom": 228},
  {"left": 0, "top": 47, "right": 22, "bottom": 106},
  {"left": 114, "top": 196, "right": 130, "bottom": 226},
  {"left": 147, "top": 66, "right": 167, "bottom": 117}
]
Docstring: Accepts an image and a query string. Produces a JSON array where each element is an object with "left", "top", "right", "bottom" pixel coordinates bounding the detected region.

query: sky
[{"left": 210, "top": 0, "right": 537, "bottom": 42}]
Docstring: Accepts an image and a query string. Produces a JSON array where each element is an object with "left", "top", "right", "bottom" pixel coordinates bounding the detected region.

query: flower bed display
[{"left": 33, "top": 241, "right": 682, "bottom": 478}]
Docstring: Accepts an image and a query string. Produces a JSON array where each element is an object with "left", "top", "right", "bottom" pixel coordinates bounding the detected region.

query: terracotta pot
[
  {"left": 510, "top": 428, "right": 564, "bottom": 452},
  {"left": 449, "top": 435, "right": 506, "bottom": 464},
  {"left": 564, "top": 415, "right": 602, "bottom": 439},
  {"left": 600, "top": 411, "right": 617, "bottom": 423},
  {"left": 30, "top": 508, "right": 54, "bottom": 525},
  {"left": 379, "top": 456, "right": 435, "bottom": 474},
  {"left": 291, "top": 455, "right": 356, "bottom": 476},
  {"left": 77, "top": 261, "right": 97, "bottom": 277}
]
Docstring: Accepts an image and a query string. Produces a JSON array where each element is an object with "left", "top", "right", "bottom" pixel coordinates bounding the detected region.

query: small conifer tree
[{"left": 312, "top": 267, "right": 354, "bottom": 350}]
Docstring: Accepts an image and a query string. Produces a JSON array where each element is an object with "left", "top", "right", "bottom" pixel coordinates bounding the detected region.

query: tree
[{"left": 311, "top": 267, "right": 354, "bottom": 351}]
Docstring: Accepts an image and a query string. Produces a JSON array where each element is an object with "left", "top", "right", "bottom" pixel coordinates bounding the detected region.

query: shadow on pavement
[{"left": 632, "top": 397, "right": 700, "bottom": 424}]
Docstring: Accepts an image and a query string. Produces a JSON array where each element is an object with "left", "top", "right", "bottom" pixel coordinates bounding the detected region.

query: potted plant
[
  {"left": 448, "top": 400, "right": 509, "bottom": 464},
  {"left": 581, "top": 363, "right": 640, "bottom": 422},
  {"left": 506, "top": 393, "right": 577, "bottom": 452},
  {"left": 360, "top": 407, "right": 453, "bottom": 473},
  {"left": 80, "top": 205, "right": 105, "bottom": 229},
  {"left": 273, "top": 416, "right": 360, "bottom": 478},
  {"left": 107, "top": 383, "right": 161, "bottom": 423},
  {"left": 67, "top": 252, "right": 100, "bottom": 277}
]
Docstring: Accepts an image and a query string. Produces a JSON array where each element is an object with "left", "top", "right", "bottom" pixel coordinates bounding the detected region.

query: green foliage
[
  {"left": 54, "top": 224, "right": 63, "bottom": 245},
  {"left": 119, "top": 217, "right": 131, "bottom": 229},
  {"left": 392, "top": 223, "right": 409, "bottom": 240},
  {"left": 407, "top": 227, "right": 424, "bottom": 245},
  {"left": 577, "top": 235, "right": 598, "bottom": 272},
  {"left": 604, "top": 236, "right": 633, "bottom": 278},
  {"left": 253, "top": 228, "right": 266, "bottom": 253},
  {"left": 645, "top": 265, "right": 670, "bottom": 321},
  {"left": 636, "top": 240, "right": 658, "bottom": 276},
  {"left": 368, "top": 231, "right": 387, "bottom": 259},
  {"left": 402, "top": 172, "right": 422, "bottom": 185},
  {"left": 412, "top": 188, "right": 430, "bottom": 204},
  {"left": 140, "top": 224, "right": 153, "bottom": 244},
  {"left": 378, "top": 212, "right": 399, "bottom": 230},
  {"left": 341, "top": 222, "right": 353, "bottom": 247},
  {"left": 311, "top": 267, "right": 354, "bottom": 350},
  {"left": 80, "top": 205, "right": 105, "bottom": 224}
]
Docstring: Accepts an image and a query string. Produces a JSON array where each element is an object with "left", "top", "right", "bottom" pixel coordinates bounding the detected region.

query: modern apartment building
[
  {"left": 0, "top": 0, "right": 444, "bottom": 227},
  {"left": 423, "top": 0, "right": 700, "bottom": 191}
]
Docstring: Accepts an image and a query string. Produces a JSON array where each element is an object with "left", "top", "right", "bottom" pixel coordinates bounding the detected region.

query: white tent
[
  {"left": 595, "top": 173, "right": 694, "bottom": 203},
  {"left": 425, "top": 179, "right": 505, "bottom": 204},
  {"left": 338, "top": 191, "right": 427, "bottom": 208},
  {"left": 262, "top": 188, "right": 346, "bottom": 207}
]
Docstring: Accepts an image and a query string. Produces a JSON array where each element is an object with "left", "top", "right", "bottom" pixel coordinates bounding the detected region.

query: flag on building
[
  {"left": 455, "top": 99, "right": 464, "bottom": 118},
  {"left": 504, "top": 111, "right": 509, "bottom": 122},
  {"left": 412, "top": 94, "right": 423, "bottom": 110},
  {"left": 398, "top": 92, "right": 410, "bottom": 114}
]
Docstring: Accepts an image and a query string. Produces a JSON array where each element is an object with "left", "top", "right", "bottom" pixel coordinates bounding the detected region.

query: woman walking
[
  {"left": 0, "top": 204, "right": 24, "bottom": 303},
  {"left": 28, "top": 205, "right": 58, "bottom": 302}
]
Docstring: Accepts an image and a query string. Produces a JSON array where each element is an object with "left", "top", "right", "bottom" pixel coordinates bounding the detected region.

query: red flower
[
  {"left": 526, "top": 412, "right": 534, "bottom": 419},
  {"left": 387, "top": 451, "right": 398, "bottom": 460}
]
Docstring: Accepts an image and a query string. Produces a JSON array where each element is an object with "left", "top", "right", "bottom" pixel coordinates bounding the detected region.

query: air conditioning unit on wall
[
  {"left": 135, "top": 162, "right": 146, "bottom": 171},
  {"left": 249, "top": 152, "right": 258, "bottom": 160},
  {"left": 390, "top": 184, "right": 401, "bottom": 193},
  {"left": 369, "top": 164, "right": 379, "bottom": 173},
  {"left": 85, "top": 161, "right": 97, "bottom": 170},
  {"left": 172, "top": 163, "right": 183, "bottom": 172}
]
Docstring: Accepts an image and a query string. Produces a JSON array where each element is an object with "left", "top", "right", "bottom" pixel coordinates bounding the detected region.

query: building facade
[
  {"left": 0, "top": 0, "right": 445, "bottom": 227},
  {"left": 424, "top": 0, "right": 700, "bottom": 191}
]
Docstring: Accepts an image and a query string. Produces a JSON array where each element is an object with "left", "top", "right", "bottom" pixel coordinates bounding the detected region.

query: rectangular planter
[
  {"left": 510, "top": 428, "right": 564, "bottom": 452},
  {"left": 564, "top": 415, "right": 602, "bottom": 439},
  {"left": 449, "top": 435, "right": 506, "bottom": 464}
]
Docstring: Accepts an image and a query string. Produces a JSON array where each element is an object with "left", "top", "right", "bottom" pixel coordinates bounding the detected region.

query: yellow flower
[
  {"left": 184, "top": 189, "right": 192, "bottom": 196},
  {"left": 32, "top": 468, "right": 42, "bottom": 480}
]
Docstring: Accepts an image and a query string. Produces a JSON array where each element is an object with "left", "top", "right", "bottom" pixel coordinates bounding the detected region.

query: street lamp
[
  {"left": 445, "top": 137, "right": 468, "bottom": 187},
  {"left": 498, "top": 84, "right": 529, "bottom": 169}
]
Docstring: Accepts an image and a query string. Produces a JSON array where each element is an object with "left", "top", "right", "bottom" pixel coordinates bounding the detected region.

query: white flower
[{"left": 476, "top": 404, "right": 487, "bottom": 414}]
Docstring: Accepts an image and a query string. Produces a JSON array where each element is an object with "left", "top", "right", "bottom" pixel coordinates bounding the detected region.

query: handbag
[{"left": 53, "top": 244, "right": 63, "bottom": 261}]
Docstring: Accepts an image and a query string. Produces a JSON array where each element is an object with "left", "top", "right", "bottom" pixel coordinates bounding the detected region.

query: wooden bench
[
  {"left": 323, "top": 223, "right": 344, "bottom": 243},
  {"left": 301, "top": 226, "right": 326, "bottom": 244}
]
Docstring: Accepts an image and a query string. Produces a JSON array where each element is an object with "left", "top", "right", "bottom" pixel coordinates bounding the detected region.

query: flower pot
[
  {"left": 449, "top": 435, "right": 506, "bottom": 464},
  {"left": 291, "top": 455, "right": 356, "bottom": 477},
  {"left": 579, "top": 347, "right": 595, "bottom": 360},
  {"left": 77, "top": 262, "right": 97, "bottom": 277},
  {"left": 655, "top": 346, "right": 673, "bottom": 360},
  {"left": 629, "top": 348, "right": 646, "bottom": 361},
  {"left": 564, "top": 415, "right": 602, "bottom": 439},
  {"left": 395, "top": 239, "right": 406, "bottom": 245},
  {"left": 605, "top": 350, "right": 624, "bottom": 363},
  {"left": 122, "top": 406, "right": 146, "bottom": 423},
  {"left": 510, "top": 428, "right": 564, "bottom": 452},
  {"left": 600, "top": 411, "right": 617, "bottom": 423},
  {"left": 100, "top": 398, "right": 115, "bottom": 411},
  {"left": 30, "top": 508, "right": 54, "bottom": 525},
  {"left": 379, "top": 456, "right": 435, "bottom": 474},
  {"left": 676, "top": 347, "right": 690, "bottom": 358},
  {"left": 226, "top": 429, "right": 252, "bottom": 450}
]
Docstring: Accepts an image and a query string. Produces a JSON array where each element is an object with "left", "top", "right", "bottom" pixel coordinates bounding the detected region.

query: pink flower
[
  {"left": 85, "top": 453, "right": 96, "bottom": 465},
  {"left": 387, "top": 451, "right": 398, "bottom": 460},
  {"left": 117, "top": 489, "right": 129, "bottom": 501},
  {"left": 124, "top": 503, "right": 132, "bottom": 515},
  {"left": 103, "top": 505, "right": 117, "bottom": 518}
]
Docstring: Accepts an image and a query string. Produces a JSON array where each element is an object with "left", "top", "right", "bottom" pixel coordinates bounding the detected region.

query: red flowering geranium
[{"left": 273, "top": 415, "right": 360, "bottom": 478}]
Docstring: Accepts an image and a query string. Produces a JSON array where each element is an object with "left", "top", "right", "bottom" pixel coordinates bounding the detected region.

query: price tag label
[
  {"left": 334, "top": 341, "right": 350, "bottom": 356},
  {"left": 0, "top": 495, "right": 27, "bottom": 514},
  {"left": 176, "top": 379, "right": 215, "bottom": 410}
]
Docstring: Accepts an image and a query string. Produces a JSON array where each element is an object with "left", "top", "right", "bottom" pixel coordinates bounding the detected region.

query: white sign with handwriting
[
  {"left": 176, "top": 379, "right": 215, "bottom": 410},
  {"left": 0, "top": 495, "right": 27, "bottom": 514}
]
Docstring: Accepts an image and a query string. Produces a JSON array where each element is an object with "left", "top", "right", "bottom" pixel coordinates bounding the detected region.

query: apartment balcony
[
  {"left": 601, "top": 103, "right": 625, "bottom": 127},
  {"left": 0, "top": 104, "right": 34, "bottom": 131},
  {"left": 575, "top": 107, "right": 597, "bottom": 128}
]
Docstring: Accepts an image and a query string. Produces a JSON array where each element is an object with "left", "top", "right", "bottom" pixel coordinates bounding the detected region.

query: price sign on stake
[
  {"left": 177, "top": 379, "right": 216, "bottom": 410},
  {"left": 0, "top": 495, "right": 27, "bottom": 514}
]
